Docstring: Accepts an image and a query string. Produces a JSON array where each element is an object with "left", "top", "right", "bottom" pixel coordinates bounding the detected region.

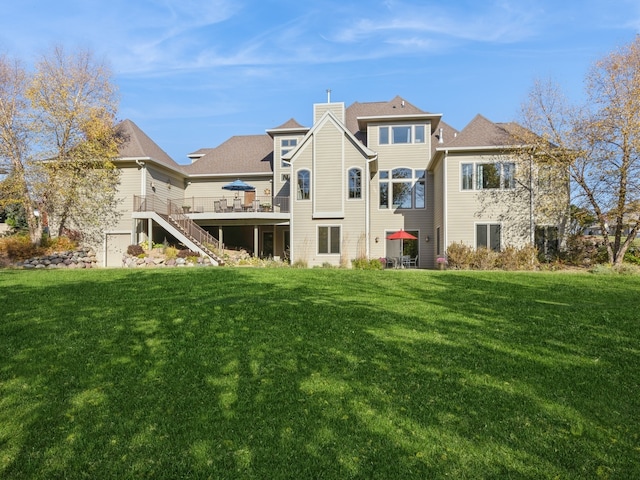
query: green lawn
[{"left": 0, "top": 268, "right": 638, "bottom": 479}]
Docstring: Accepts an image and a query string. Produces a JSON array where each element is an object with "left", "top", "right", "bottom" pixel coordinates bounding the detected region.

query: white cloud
[{"left": 328, "top": 1, "right": 540, "bottom": 45}]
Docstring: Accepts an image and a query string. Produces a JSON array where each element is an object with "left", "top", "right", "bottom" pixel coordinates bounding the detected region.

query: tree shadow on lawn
[{"left": 0, "top": 269, "right": 638, "bottom": 479}]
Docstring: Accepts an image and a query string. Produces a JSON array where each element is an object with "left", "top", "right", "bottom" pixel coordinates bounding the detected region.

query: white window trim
[
  {"left": 378, "top": 167, "right": 426, "bottom": 210},
  {"left": 296, "top": 168, "right": 311, "bottom": 201},
  {"left": 317, "top": 225, "right": 341, "bottom": 255},
  {"left": 347, "top": 166, "right": 363, "bottom": 201},
  {"left": 474, "top": 222, "right": 502, "bottom": 251},
  {"left": 378, "top": 124, "right": 428, "bottom": 145},
  {"left": 460, "top": 162, "right": 516, "bottom": 192}
]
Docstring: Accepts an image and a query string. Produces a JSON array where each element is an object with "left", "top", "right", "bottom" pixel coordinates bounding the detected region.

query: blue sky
[{"left": 2, "top": 1, "right": 639, "bottom": 163}]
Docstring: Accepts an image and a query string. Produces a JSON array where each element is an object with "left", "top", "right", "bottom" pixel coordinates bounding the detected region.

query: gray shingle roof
[
  {"left": 182, "top": 135, "right": 273, "bottom": 176},
  {"left": 270, "top": 118, "right": 307, "bottom": 130},
  {"left": 447, "top": 114, "right": 522, "bottom": 148},
  {"left": 431, "top": 121, "right": 459, "bottom": 156},
  {"left": 345, "top": 95, "right": 426, "bottom": 134},
  {"left": 116, "top": 119, "right": 183, "bottom": 171}
]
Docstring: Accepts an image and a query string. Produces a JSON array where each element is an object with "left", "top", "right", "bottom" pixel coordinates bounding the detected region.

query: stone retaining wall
[
  {"left": 18, "top": 247, "right": 98, "bottom": 269},
  {"left": 121, "top": 253, "right": 213, "bottom": 268}
]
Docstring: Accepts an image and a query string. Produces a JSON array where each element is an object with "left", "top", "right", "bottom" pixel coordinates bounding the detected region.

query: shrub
[
  {"left": 292, "top": 259, "right": 308, "bottom": 268},
  {"left": 164, "top": 246, "right": 178, "bottom": 260},
  {"left": 446, "top": 242, "right": 475, "bottom": 270},
  {"left": 624, "top": 244, "right": 640, "bottom": 265},
  {"left": 497, "top": 245, "right": 539, "bottom": 271},
  {"left": 352, "top": 257, "right": 384, "bottom": 270},
  {"left": 472, "top": 247, "right": 498, "bottom": 270},
  {"left": 127, "top": 244, "right": 144, "bottom": 256},
  {"left": 446, "top": 242, "right": 540, "bottom": 271},
  {"left": 45, "top": 236, "right": 77, "bottom": 253},
  {"left": 0, "top": 234, "right": 42, "bottom": 260},
  {"left": 564, "top": 235, "right": 607, "bottom": 266}
]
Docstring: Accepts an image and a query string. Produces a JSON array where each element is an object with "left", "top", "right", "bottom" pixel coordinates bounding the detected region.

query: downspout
[
  {"left": 365, "top": 157, "right": 373, "bottom": 258},
  {"left": 135, "top": 159, "right": 147, "bottom": 196},
  {"left": 529, "top": 151, "right": 534, "bottom": 245},
  {"left": 135, "top": 159, "right": 147, "bottom": 246},
  {"left": 443, "top": 150, "right": 448, "bottom": 262},
  {"left": 289, "top": 160, "right": 294, "bottom": 264}
]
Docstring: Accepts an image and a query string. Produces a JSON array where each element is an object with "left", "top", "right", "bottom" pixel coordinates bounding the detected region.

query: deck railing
[
  {"left": 166, "top": 201, "right": 221, "bottom": 251},
  {"left": 135, "top": 195, "right": 290, "bottom": 214}
]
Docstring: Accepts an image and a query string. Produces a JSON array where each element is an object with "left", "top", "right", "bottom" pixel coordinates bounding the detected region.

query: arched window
[
  {"left": 348, "top": 168, "right": 362, "bottom": 199},
  {"left": 297, "top": 169, "right": 310, "bottom": 200}
]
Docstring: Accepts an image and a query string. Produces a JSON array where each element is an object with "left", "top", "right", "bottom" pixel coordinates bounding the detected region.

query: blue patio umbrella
[{"left": 222, "top": 179, "right": 256, "bottom": 197}]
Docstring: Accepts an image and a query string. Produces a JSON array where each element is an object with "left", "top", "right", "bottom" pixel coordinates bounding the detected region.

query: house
[{"left": 100, "top": 96, "right": 568, "bottom": 268}]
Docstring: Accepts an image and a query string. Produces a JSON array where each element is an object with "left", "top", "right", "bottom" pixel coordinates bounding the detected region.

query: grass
[{"left": 0, "top": 268, "right": 638, "bottom": 479}]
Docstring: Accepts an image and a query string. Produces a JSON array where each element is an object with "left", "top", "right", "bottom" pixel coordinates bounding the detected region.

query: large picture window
[
  {"left": 476, "top": 223, "right": 501, "bottom": 251},
  {"left": 297, "top": 169, "right": 310, "bottom": 200},
  {"left": 348, "top": 168, "right": 362, "bottom": 199},
  {"left": 318, "top": 226, "right": 340, "bottom": 254},
  {"left": 379, "top": 125, "right": 427, "bottom": 145},
  {"left": 379, "top": 168, "right": 426, "bottom": 209},
  {"left": 461, "top": 162, "right": 516, "bottom": 190}
]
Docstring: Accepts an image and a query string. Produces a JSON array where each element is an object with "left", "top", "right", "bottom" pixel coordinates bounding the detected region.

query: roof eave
[
  {"left": 186, "top": 171, "right": 273, "bottom": 178},
  {"left": 357, "top": 113, "right": 443, "bottom": 132},
  {"left": 266, "top": 127, "right": 310, "bottom": 138},
  {"left": 116, "top": 156, "right": 186, "bottom": 175}
]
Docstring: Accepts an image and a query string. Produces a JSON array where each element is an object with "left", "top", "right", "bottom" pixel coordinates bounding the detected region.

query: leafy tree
[
  {"left": 519, "top": 37, "right": 640, "bottom": 265},
  {"left": 568, "top": 204, "right": 597, "bottom": 236},
  {"left": 0, "top": 46, "right": 121, "bottom": 245}
]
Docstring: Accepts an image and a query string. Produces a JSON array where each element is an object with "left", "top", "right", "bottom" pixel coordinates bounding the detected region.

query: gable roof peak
[
  {"left": 116, "top": 119, "right": 183, "bottom": 170},
  {"left": 446, "top": 113, "right": 524, "bottom": 149}
]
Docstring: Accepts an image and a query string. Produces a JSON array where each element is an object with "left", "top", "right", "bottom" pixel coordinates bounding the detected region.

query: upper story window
[
  {"left": 379, "top": 125, "right": 426, "bottom": 145},
  {"left": 379, "top": 168, "right": 426, "bottom": 209},
  {"left": 281, "top": 138, "right": 297, "bottom": 167},
  {"left": 461, "top": 162, "right": 516, "bottom": 190},
  {"left": 348, "top": 168, "right": 362, "bottom": 199},
  {"left": 297, "top": 169, "right": 310, "bottom": 200}
]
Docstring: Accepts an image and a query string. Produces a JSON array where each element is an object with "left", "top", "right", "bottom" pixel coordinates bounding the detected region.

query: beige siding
[
  {"left": 291, "top": 141, "right": 315, "bottom": 264},
  {"left": 432, "top": 157, "right": 445, "bottom": 265},
  {"left": 273, "top": 134, "right": 304, "bottom": 198},
  {"left": 146, "top": 166, "right": 185, "bottom": 207},
  {"left": 290, "top": 123, "right": 369, "bottom": 267},
  {"left": 445, "top": 153, "right": 531, "bottom": 249},
  {"left": 313, "top": 103, "right": 345, "bottom": 123},
  {"left": 184, "top": 177, "right": 272, "bottom": 199},
  {"left": 314, "top": 121, "right": 344, "bottom": 216},
  {"left": 113, "top": 165, "right": 142, "bottom": 230},
  {"left": 367, "top": 121, "right": 432, "bottom": 268}
]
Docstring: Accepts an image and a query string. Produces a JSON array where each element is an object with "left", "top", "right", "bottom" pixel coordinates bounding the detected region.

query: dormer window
[{"left": 379, "top": 125, "right": 426, "bottom": 145}]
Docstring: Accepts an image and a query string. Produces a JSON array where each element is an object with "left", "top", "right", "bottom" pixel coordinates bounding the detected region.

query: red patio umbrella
[{"left": 386, "top": 229, "right": 417, "bottom": 240}]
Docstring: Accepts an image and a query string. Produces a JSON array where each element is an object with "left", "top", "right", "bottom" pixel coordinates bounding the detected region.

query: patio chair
[
  {"left": 233, "top": 197, "right": 242, "bottom": 212},
  {"left": 252, "top": 199, "right": 260, "bottom": 211},
  {"left": 407, "top": 255, "right": 418, "bottom": 268},
  {"left": 219, "top": 199, "right": 227, "bottom": 212},
  {"left": 401, "top": 255, "right": 411, "bottom": 268}
]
